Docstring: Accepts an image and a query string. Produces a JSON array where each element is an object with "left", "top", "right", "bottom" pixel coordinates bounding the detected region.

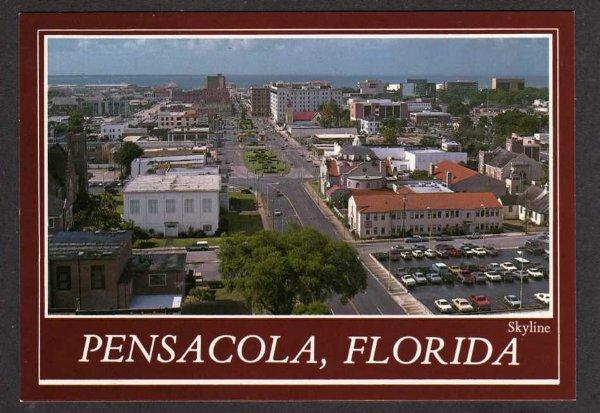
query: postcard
[{"left": 19, "top": 11, "right": 574, "bottom": 401}]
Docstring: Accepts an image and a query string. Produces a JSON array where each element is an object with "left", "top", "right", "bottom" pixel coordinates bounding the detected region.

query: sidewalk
[
  {"left": 358, "top": 250, "right": 432, "bottom": 315},
  {"left": 302, "top": 181, "right": 354, "bottom": 242}
]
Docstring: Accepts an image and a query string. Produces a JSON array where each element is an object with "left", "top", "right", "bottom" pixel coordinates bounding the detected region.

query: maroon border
[{"left": 19, "top": 11, "right": 575, "bottom": 401}]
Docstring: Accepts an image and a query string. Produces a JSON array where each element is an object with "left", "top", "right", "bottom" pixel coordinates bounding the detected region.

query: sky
[{"left": 48, "top": 37, "right": 550, "bottom": 77}]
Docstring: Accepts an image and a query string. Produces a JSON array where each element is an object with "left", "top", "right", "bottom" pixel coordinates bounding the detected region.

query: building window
[
  {"left": 90, "top": 265, "right": 105, "bottom": 290},
  {"left": 56, "top": 266, "right": 71, "bottom": 291},
  {"left": 129, "top": 200, "right": 140, "bottom": 215},
  {"left": 184, "top": 199, "right": 194, "bottom": 214},
  {"left": 148, "top": 199, "right": 158, "bottom": 214},
  {"left": 202, "top": 198, "right": 213, "bottom": 213},
  {"left": 203, "top": 224, "right": 212, "bottom": 232},
  {"left": 148, "top": 273, "right": 167, "bottom": 287},
  {"left": 166, "top": 199, "right": 176, "bottom": 214},
  {"left": 48, "top": 218, "right": 55, "bottom": 229}
]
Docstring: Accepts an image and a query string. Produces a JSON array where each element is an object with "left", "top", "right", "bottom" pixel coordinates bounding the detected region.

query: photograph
[{"left": 46, "top": 34, "right": 553, "bottom": 318}]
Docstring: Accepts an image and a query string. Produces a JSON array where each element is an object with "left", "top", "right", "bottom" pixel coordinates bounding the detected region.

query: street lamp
[
  {"left": 426, "top": 206, "right": 432, "bottom": 250},
  {"left": 480, "top": 203, "right": 486, "bottom": 245},
  {"left": 517, "top": 250, "right": 524, "bottom": 309}
]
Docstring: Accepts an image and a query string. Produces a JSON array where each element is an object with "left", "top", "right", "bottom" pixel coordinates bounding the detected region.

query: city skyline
[{"left": 48, "top": 37, "right": 550, "bottom": 77}]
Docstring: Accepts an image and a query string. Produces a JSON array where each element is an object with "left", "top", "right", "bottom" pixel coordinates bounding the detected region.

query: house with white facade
[
  {"left": 404, "top": 149, "right": 467, "bottom": 171},
  {"left": 269, "top": 81, "right": 342, "bottom": 124},
  {"left": 123, "top": 174, "right": 221, "bottom": 237},
  {"left": 101, "top": 122, "right": 128, "bottom": 140}
]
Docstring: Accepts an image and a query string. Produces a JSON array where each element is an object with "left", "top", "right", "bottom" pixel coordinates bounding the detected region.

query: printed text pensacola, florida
[{"left": 77, "top": 329, "right": 544, "bottom": 368}]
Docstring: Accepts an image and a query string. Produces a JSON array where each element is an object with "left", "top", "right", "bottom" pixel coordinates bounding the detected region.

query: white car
[
  {"left": 412, "top": 272, "right": 428, "bottom": 285},
  {"left": 434, "top": 299, "right": 453, "bottom": 313},
  {"left": 534, "top": 293, "right": 550, "bottom": 305},
  {"left": 500, "top": 262, "right": 518, "bottom": 271},
  {"left": 504, "top": 294, "right": 521, "bottom": 308},
  {"left": 485, "top": 271, "right": 502, "bottom": 282},
  {"left": 424, "top": 249, "right": 437, "bottom": 258},
  {"left": 412, "top": 249, "right": 424, "bottom": 258},
  {"left": 527, "top": 268, "right": 545, "bottom": 279},
  {"left": 400, "top": 251, "right": 413, "bottom": 260},
  {"left": 487, "top": 262, "right": 501, "bottom": 271},
  {"left": 400, "top": 275, "right": 416, "bottom": 287},
  {"left": 451, "top": 298, "right": 474, "bottom": 313},
  {"left": 472, "top": 247, "right": 487, "bottom": 257},
  {"left": 273, "top": 209, "right": 282, "bottom": 216}
]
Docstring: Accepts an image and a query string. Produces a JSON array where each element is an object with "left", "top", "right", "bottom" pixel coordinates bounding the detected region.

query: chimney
[
  {"left": 446, "top": 171, "right": 453, "bottom": 186},
  {"left": 429, "top": 163, "right": 436, "bottom": 177}
]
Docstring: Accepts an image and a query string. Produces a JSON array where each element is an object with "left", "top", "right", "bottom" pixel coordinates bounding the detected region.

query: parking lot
[{"left": 376, "top": 246, "right": 550, "bottom": 314}]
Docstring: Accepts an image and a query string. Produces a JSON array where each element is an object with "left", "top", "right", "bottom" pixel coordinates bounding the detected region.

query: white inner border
[{"left": 39, "top": 31, "right": 559, "bottom": 386}]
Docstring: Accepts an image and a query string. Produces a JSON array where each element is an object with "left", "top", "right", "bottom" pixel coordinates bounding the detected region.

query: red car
[
  {"left": 457, "top": 270, "right": 475, "bottom": 285},
  {"left": 448, "top": 247, "right": 463, "bottom": 257},
  {"left": 468, "top": 294, "right": 492, "bottom": 311}
]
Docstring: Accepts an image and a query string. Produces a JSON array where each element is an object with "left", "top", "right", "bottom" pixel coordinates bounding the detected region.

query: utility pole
[{"left": 517, "top": 250, "right": 524, "bottom": 309}]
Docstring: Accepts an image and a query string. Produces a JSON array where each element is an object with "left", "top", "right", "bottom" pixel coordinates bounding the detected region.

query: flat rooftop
[
  {"left": 49, "top": 231, "right": 131, "bottom": 260},
  {"left": 124, "top": 173, "right": 221, "bottom": 193}
]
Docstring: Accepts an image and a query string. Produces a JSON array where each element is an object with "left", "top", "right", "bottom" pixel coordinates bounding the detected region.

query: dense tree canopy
[
  {"left": 73, "top": 193, "right": 123, "bottom": 231},
  {"left": 318, "top": 100, "right": 359, "bottom": 129},
  {"left": 218, "top": 226, "right": 367, "bottom": 315},
  {"left": 67, "top": 109, "right": 85, "bottom": 134},
  {"left": 114, "top": 142, "right": 144, "bottom": 175}
]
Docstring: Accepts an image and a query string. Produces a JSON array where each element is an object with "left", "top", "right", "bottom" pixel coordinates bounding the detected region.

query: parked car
[
  {"left": 400, "top": 275, "right": 416, "bottom": 287},
  {"left": 405, "top": 235, "right": 425, "bottom": 243},
  {"left": 472, "top": 271, "right": 487, "bottom": 284},
  {"left": 449, "top": 265, "right": 462, "bottom": 276},
  {"left": 448, "top": 248, "right": 463, "bottom": 257},
  {"left": 435, "top": 248, "right": 450, "bottom": 258},
  {"left": 435, "top": 235, "right": 453, "bottom": 241},
  {"left": 485, "top": 271, "right": 502, "bottom": 282},
  {"left": 487, "top": 262, "right": 501, "bottom": 271},
  {"left": 501, "top": 271, "right": 515, "bottom": 282},
  {"left": 412, "top": 249, "right": 424, "bottom": 259},
  {"left": 462, "top": 248, "right": 475, "bottom": 258},
  {"left": 412, "top": 272, "right": 428, "bottom": 285},
  {"left": 451, "top": 298, "right": 474, "bottom": 313},
  {"left": 484, "top": 245, "right": 499, "bottom": 256},
  {"left": 469, "top": 294, "right": 492, "bottom": 311},
  {"left": 527, "top": 267, "right": 545, "bottom": 279},
  {"left": 400, "top": 251, "right": 413, "bottom": 260},
  {"left": 466, "top": 232, "right": 483, "bottom": 239},
  {"left": 426, "top": 272, "right": 443, "bottom": 284},
  {"left": 534, "top": 293, "right": 551, "bottom": 305},
  {"left": 513, "top": 270, "right": 530, "bottom": 282},
  {"left": 186, "top": 241, "right": 210, "bottom": 251},
  {"left": 434, "top": 299, "right": 453, "bottom": 313},
  {"left": 431, "top": 262, "right": 453, "bottom": 283},
  {"left": 500, "top": 262, "right": 518, "bottom": 271},
  {"left": 472, "top": 247, "right": 487, "bottom": 257},
  {"left": 457, "top": 270, "right": 475, "bottom": 285},
  {"left": 424, "top": 249, "right": 437, "bottom": 258},
  {"left": 503, "top": 294, "right": 522, "bottom": 309}
]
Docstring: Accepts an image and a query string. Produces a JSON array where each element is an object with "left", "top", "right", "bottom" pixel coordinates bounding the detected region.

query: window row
[
  {"left": 55, "top": 265, "right": 105, "bottom": 291},
  {"left": 364, "top": 209, "right": 500, "bottom": 221},
  {"left": 129, "top": 198, "right": 213, "bottom": 215}
]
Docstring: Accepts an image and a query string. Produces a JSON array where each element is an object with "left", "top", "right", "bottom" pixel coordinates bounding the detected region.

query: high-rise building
[
  {"left": 491, "top": 78, "right": 525, "bottom": 91},
  {"left": 269, "top": 81, "right": 342, "bottom": 124},
  {"left": 357, "top": 79, "right": 388, "bottom": 95},
  {"left": 403, "top": 79, "right": 436, "bottom": 100},
  {"left": 441, "top": 81, "right": 479, "bottom": 92},
  {"left": 250, "top": 86, "right": 271, "bottom": 117},
  {"left": 206, "top": 74, "right": 227, "bottom": 90}
]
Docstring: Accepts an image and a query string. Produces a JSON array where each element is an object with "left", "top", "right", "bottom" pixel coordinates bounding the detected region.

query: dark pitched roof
[
  {"left": 517, "top": 185, "right": 549, "bottom": 214},
  {"left": 49, "top": 231, "right": 132, "bottom": 260},
  {"left": 339, "top": 143, "right": 374, "bottom": 158},
  {"left": 486, "top": 147, "right": 519, "bottom": 168}
]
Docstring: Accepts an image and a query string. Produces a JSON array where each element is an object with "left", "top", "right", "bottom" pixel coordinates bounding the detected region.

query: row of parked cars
[
  {"left": 434, "top": 292, "right": 550, "bottom": 313},
  {"left": 397, "top": 259, "right": 547, "bottom": 288},
  {"left": 385, "top": 242, "right": 500, "bottom": 262}
]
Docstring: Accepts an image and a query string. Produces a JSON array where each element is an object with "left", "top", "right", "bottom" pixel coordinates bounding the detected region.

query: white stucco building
[
  {"left": 101, "top": 122, "right": 128, "bottom": 140},
  {"left": 404, "top": 149, "right": 467, "bottom": 171},
  {"left": 269, "top": 81, "right": 342, "bottom": 124},
  {"left": 123, "top": 174, "right": 221, "bottom": 237}
]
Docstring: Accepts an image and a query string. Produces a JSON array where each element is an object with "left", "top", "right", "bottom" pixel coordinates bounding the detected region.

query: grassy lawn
[
  {"left": 134, "top": 237, "right": 223, "bottom": 249},
  {"left": 214, "top": 288, "right": 245, "bottom": 301},
  {"left": 226, "top": 211, "right": 263, "bottom": 234},
  {"left": 229, "top": 191, "right": 256, "bottom": 211},
  {"left": 308, "top": 180, "right": 325, "bottom": 199},
  {"left": 239, "top": 119, "right": 254, "bottom": 130},
  {"left": 110, "top": 192, "right": 124, "bottom": 215},
  {"left": 243, "top": 149, "right": 288, "bottom": 174}
]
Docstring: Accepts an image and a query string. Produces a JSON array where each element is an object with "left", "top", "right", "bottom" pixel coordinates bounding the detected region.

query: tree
[
  {"left": 292, "top": 301, "right": 330, "bottom": 315},
  {"left": 67, "top": 109, "right": 85, "bottom": 134},
  {"left": 115, "top": 142, "right": 144, "bottom": 175},
  {"left": 73, "top": 193, "right": 123, "bottom": 230},
  {"left": 419, "top": 135, "right": 437, "bottom": 147},
  {"left": 381, "top": 127, "right": 397, "bottom": 145},
  {"left": 218, "top": 226, "right": 367, "bottom": 315}
]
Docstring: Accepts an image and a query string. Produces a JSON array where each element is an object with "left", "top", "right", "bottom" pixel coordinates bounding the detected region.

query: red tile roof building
[{"left": 348, "top": 189, "right": 503, "bottom": 239}]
